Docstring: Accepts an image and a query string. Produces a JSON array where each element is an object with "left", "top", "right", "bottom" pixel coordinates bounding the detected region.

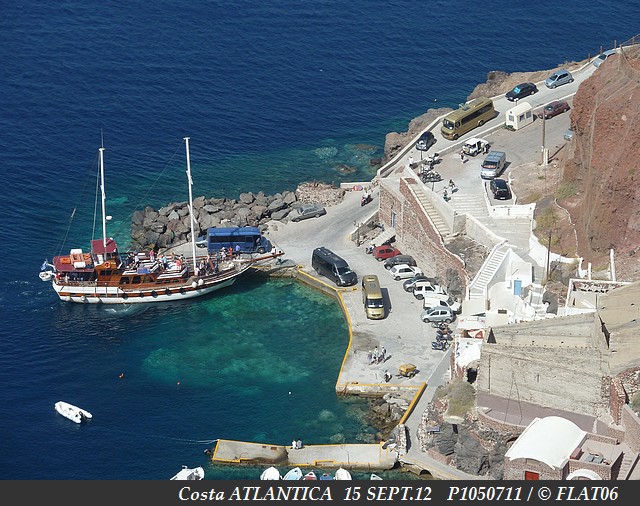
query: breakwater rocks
[{"left": 129, "top": 181, "right": 347, "bottom": 252}]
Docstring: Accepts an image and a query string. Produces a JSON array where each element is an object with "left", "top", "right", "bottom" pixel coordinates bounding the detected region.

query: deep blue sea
[{"left": 1, "top": 0, "right": 638, "bottom": 480}]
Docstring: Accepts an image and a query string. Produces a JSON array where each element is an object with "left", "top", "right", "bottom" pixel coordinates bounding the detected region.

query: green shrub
[
  {"left": 556, "top": 181, "right": 578, "bottom": 200},
  {"left": 445, "top": 379, "right": 476, "bottom": 418},
  {"left": 535, "top": 208, "right": 557, "bottom": 232}
]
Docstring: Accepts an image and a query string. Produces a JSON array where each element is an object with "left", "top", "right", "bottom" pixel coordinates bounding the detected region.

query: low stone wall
[{"left": 488, "top": 203, "right": 536, "bottom": 219}]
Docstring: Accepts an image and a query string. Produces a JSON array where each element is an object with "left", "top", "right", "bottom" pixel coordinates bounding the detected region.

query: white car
[
  {"left": 593, "top": 49, "right": 617, "bottom": 68},
  {"left": 462, "top": 137, "right": 490, "bottom": 156},
  {"left": 412, "top": 282, "right": 447, "bottom": 300},
  {"left": 389, "top": 264, "right": 423, "bottom": 280}
]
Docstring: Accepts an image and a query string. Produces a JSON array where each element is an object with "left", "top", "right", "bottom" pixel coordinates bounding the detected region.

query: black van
[{"left": 311, "top": 247, "right": 358, "bottom": 287}]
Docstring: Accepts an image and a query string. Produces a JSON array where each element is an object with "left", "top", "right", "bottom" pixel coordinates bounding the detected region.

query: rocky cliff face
[{"left": 562, "top": 48, "right": 640, "bottom": 280}]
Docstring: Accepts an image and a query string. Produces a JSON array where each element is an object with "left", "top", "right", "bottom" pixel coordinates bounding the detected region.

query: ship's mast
[
  {"left": 99, "top": 146, "right": 107, "bottom": 252},
  {"left": 184, "top": 137, "right": 198, "bottom": 270}
]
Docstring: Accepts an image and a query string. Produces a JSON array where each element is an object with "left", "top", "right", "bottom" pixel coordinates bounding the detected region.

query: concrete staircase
[
  {"left": 527, "top": 283, "right": 549, "bottom": 319},
  {"left": 616, "top": 445, "right": 639, "bottom": 480},
  {"left": 468, "top": 243, "right": 511, "bottom": 301},
  {"left": 413, "top": 187, "right": 451, "bottom": 238}
]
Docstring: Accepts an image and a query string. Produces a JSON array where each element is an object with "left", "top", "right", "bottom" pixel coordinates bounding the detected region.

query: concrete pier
[{"left": 212, "top": 439, "right": 397, "bottom": 471}]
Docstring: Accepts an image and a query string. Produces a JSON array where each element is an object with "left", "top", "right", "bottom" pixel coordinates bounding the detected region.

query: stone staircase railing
[
  {"left": 412, "top": 186, "right": 452, "bottom": 238},
  {"left": 467, "top": 242, "right": 511, "bottom": 301}
]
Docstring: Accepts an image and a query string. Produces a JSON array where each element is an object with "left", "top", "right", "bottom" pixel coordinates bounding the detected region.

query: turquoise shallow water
[{"left": 7, "top": 276, "right": 382, "bottom": 479}]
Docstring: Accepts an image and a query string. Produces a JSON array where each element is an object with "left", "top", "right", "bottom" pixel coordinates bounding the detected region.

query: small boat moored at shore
[
  {"left": 170, "top": 465, "right": 205, "bottom": 480},
  {"left": 334, "top": 467, "right": 352, "bottom": 480},
  {"left": 260, "top": 466, "right": 281, "bottom": 480},
  {"left": 282, "top": 467, "right": 303, "bottom": 480},
  {"left": 54, "top": 401, "right": 92, "bottom": 424},
  {"left": 303, "top": 471, "right": 317, "bottom": 480}
]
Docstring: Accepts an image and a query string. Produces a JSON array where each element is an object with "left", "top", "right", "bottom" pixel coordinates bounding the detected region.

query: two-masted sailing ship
[{"left": 39, "top": 138, "right": 282, "bottom": 304}]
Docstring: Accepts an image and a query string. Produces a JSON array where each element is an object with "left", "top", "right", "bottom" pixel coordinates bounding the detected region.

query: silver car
[
  {"left": 290, "top": 203, "right": 327, "bottom": 222},
  {"left": 544, "top": 69, "right": 574, "bottom": 89},
  {"left": 593, "top": 49, "right": 617, "bottom": 68},
  {"left": 420, "top": 306, "right": 454, "bottom": 324}
]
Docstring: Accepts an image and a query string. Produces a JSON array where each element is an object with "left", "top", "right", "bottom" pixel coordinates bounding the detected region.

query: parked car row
[{"left": 391, "top": 266, "right": 462, "bottom": 324}]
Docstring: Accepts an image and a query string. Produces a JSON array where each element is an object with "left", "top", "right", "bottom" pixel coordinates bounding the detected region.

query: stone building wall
[
  {"left": 476, "top": 344, "right": 610, "bottom": 417},
  {"left": 476, "top": 407, "right": 527, "bottom": 434},
  {"left": 566, "top": 460, "right": 612, "bottom": 480},
  {"left": 609, "top": 377, "right": 627, "bottom": 425},
  {"left": 622, "top": 405, "right": 640, "bottom": 452},
  {"left": 502, "top": 459, "right": 563, "bottom": 480}
]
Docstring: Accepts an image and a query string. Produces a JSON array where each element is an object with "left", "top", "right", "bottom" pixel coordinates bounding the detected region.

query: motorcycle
[
  {"left": 361, "top": 193, "right": 373, "bottom": 207},
  {"left": 421, "top": 171, "right": 442, "bottom": 183},
  {"left": 435, "top": 331, "right": 452, "bottom": 341},
  {"left": 432, "top": 321, "right": 450, "bottom": 329},
  {"left": 365, "top": 244, "right": 375, "bottom": 254},
  {"left": 426, "top": 152, "right": 441, "bottom": 165},
  {"left": 431, "top": 340, "right": 450, "bottom": 351}
]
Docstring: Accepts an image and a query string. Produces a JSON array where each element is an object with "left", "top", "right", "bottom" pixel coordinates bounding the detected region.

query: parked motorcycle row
[
  {"left": 431, "top": 321, "right": 453, "bottom": 351},
  {"left": 419, "top": 152, "right": 443, "bottom": 184}
]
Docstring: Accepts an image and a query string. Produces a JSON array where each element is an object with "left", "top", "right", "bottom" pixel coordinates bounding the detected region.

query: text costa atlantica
[{"left": 179, "top": 486, "right": 333, "bottom": 501}]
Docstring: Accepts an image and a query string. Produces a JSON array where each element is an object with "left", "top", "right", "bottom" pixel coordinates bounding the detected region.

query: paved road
[
  {"left": 268, "top": 188, "right": 450, "bottom": 390},
  {"left": 399, "top": 60, "right": 596, "bottom": 172}
]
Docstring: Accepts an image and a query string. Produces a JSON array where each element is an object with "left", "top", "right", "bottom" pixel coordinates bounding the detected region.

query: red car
[
  {"left": 542, "top": 100, "right": 570, "bottom": 119},
  {"left": 372, "top": 245, "right": 401, "bottom": 261}
]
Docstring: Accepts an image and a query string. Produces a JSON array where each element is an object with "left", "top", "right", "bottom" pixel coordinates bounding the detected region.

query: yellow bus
[
  {"left": 440, "top": 96, "right": 496, "bottom": 140},
  {"left": 362, "top": 274, "right": 385, "bottom": 320}
]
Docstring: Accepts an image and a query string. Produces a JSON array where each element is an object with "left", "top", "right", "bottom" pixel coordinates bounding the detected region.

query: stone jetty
[{"left": 128, "top": 181, "right": 348, "bottom": 253}]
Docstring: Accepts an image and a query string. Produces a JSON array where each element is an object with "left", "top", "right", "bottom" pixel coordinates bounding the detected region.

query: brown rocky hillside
[{"left": 561, "top": 47, "right": 640, "bottom": 280}]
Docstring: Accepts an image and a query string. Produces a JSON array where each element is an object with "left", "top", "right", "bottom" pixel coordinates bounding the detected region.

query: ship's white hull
[{"left": 52, "top": 274, "right": 238, "bottom": 304}]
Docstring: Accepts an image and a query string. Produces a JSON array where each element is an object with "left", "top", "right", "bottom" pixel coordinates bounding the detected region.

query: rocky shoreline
[{"left": 129, "top": 181, "right": 350, "bottom": 253}]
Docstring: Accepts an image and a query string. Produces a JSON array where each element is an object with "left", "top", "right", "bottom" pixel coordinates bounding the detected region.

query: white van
[
  {"left": 423, "top": 295, "right": 461, "bottom": 313},
  {"left": 481, "top": 151, "right": 507, "bottom": 179}
]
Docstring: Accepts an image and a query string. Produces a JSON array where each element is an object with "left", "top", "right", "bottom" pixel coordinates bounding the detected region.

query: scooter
[
  {"left": 426, "top": 152, "right": 441, "bottom": 165},
  {"left": 435, "top": 331, "right": 453, "bottom": 341},
  {"left": 421, "top": 171, "right": 442, "bottom": 183},
  {"left": 361, "top": 194, "right": 373, "bottom": 207},
  {"left": 365, "top": 244, "right": 375, "bottom": 254},
  {"left": 431, "top": 340, "right": 450, "bottom": 351},
  {"left": 436, "top": 327, "right": 453, "bottom": 337}
]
